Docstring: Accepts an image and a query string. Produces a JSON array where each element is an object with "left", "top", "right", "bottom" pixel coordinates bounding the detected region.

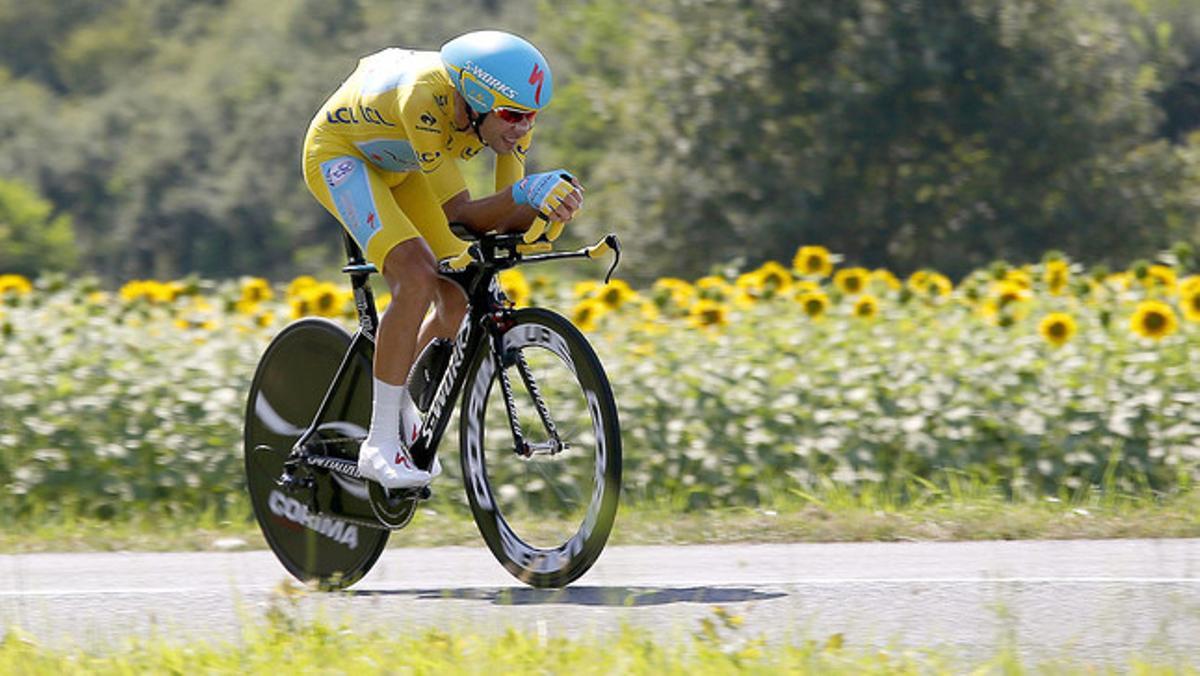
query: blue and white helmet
[{"left": 440, "top": 30, "right": 553, "bottom": 114}]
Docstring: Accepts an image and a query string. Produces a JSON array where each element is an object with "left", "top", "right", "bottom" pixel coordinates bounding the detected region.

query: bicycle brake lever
[{"left": 584, "top": 234, "right": 621, "bottom": 283}]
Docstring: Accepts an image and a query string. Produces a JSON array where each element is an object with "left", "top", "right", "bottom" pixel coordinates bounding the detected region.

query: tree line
[{"left": 0, "top": 0, "right": 1197, "bottom": 282}]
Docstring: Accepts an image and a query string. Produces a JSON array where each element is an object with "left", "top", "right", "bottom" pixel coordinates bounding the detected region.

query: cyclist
[{"left": 302, "top": 30, "right": 583, "bottom": 489}]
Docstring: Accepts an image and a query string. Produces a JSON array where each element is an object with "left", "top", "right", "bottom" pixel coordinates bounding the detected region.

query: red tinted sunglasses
[{"left": 493, "top": 107, "right": 537, "bottom": 124}]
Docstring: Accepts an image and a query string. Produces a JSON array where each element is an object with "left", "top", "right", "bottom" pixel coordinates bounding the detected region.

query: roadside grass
[
  {"left": 1, "top": 608, "right": 1194, "bottom": 675},
  {"left": 3, "top": 485, "right": 1198, "bottom": 554}
]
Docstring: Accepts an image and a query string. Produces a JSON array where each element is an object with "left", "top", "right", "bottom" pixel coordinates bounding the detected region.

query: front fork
[{"left": 491, "top": 317, "right": 566, "bottom": 458}]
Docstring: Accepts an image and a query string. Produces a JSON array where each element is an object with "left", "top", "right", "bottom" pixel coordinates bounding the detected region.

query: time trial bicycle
[{"left": 243, "top": 225, "right": 622, "bottom": 589}]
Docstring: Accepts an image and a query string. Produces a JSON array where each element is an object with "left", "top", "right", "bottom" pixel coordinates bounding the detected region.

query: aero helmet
[{"left": 440, "top": 30, "right": 553, "bottom": 113}]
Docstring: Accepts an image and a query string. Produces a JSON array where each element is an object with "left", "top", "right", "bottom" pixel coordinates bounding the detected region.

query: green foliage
[
  {"left": 0, "top": 179, "right": 77, "bottom": 275},
  {"left": 1, "top": 0, "right": 1199, "bottom": 282},
  {"left": 1, "top": 607, "right": 1195, "bottom": 673}
]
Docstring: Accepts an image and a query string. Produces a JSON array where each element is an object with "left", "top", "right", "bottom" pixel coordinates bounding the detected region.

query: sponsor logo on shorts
[{"left": 325, "top": 160, "right": 356, "bottom": 188}]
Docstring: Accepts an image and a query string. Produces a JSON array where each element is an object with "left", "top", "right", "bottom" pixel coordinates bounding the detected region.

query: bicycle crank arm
[{"left": 303, "top": 453, "right": 363, "bottom": 479}]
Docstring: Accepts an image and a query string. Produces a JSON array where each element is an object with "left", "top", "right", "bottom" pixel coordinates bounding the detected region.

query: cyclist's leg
[
  {"left": 303, "top": 145, "right": 437, "bottom": 378},
  {"left": 303, "top": 148, "right": 432, "bottom": 487},
  {"left": 391, "top": 173, "right": 469, "bottom": 358}
]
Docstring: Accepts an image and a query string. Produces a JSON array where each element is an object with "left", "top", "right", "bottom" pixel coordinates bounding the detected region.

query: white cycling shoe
[{"left": 357, "top": 442, "right": 431, "bottom": 489}]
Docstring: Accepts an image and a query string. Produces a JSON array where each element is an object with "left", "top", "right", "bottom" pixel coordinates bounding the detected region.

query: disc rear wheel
[{"left": 244, "top": 318, "right": 387, "bottom": 589}]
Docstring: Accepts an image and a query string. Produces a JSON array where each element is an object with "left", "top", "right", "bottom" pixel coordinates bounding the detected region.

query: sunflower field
[{"left": 1, "top": 244, "right": 1199, "bottom": 521}]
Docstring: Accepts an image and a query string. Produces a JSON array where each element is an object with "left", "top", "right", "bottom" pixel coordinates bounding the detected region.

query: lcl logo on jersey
[{"left": 326, "top": 105, "right": 396, "bottom": 127}]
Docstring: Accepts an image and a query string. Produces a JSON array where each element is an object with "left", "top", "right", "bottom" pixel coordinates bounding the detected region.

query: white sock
[{"left": 365, "top": 378, "right": 422, "bottom": 449}]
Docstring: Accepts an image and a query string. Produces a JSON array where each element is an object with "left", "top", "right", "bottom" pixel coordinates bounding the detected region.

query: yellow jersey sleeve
[{"left": 495, "top": 130, "right": 533, "bottom": 193}]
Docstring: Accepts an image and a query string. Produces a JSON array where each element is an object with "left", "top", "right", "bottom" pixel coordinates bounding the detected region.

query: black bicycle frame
[
  {"left": 289, "top": 230, "right": 499, "bottom": 475},
  {"left": 288, "top": 227, "right": 618, "bottom": 478}
]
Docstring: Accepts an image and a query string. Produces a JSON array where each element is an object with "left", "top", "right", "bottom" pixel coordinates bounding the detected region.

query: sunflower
[
  {"left": 498, "top": 269, "right": 531, "bottom": 307},
  {"left": 118, "top": 280, "right": 150, "bottom": 303},
  {"left": 853, "top": 294, "right": 880, "bottom": 319},
  {"left": 834, "top": 267, "right": 870, "bottom": 295},
  {"left": 1038, "top": 312, "right": 1077, "bottom": 347},
  {"left": 871, "top": 269, "right": 901, "bottom": 292},
  {"left": 756, "top": 261, "right": 793, "bottom": 297},
  {"left": 573, "top": 280, "right": 602, "bottom": 299},
  {"left": 0, "top": 274, "right": 33, "bottom": 295},
  {"left": 241, "top": 277, "right": 274, "bottom": 304},
  {"left": 638, "top": 299, "right": 661, "bottom": 322},
  {"left": 792, "top": 245, "right": 833, "bottom": 278},
  {"left": 1044, "top": 260, "right": 1070, "bottom": 296},
  {"left": 1004, "top": 268, "right": 1033, "bottom": 290},
  {"left": 234, "top": 299, "right": 259, "bottom": 316},
  {"left": 304, "top": 282, "right": 345, "bottom": 317},
  {"left": 571, "top": 299, "right": 606, "bottom": 331},
  {"left": 796, "top": 290, "right": 829, "bottom": 319},
  {"left": 1179, "top": 287, "right": 1200, "bottom": 322},
  {"left": 289, "top": 296, "right": 314, "bottom": 320},
  {"left": 908, "top": 270, "right": 953, "bottom": 298},
  {"left": 1142, "top": 264, "right": 1178, "bottom": 296},
  {"left": 1130, "top": 300, "right": 1178, "bottom": 340},
  {"left": 255, "top": 311, "right": 276, "bottom": 328},
  {"left": 529, "top": 274, "right": 552, "bottom": 295},
  {"left": 596, "top": 279, "right": 636, "bottom": 310},
  {"left": 652, "top": 278, "right": 696, "bottom": 311},
  {"left": 688, "top": 299, "right": 729, "bottom": 329},
  {"left": 287, "top": 275, "right": 319, "bottom": 298},
  {"left": 119, "top": 280, "right": 178, "bottom": 304},
  {"left": 1180, "top": 275, "right": 1200, "bottom": 296},
  {"left": 696, "top": 275, "right": 733, "bottom": 302},
  {"left": 735, "top": 270, "right": 764, "bottom": 300},
  {"left": 991, "top": 280, "right": 1032, "bottom": 307}
]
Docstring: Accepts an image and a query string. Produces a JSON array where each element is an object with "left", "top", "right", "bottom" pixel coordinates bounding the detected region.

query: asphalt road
[{"left": 2, "top": 539, "right": 1199, "bottom": 663}]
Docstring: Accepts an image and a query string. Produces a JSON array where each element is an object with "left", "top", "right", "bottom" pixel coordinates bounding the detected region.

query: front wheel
[{"left": 460, "top": 308, "right": 622, "bottom": 588}]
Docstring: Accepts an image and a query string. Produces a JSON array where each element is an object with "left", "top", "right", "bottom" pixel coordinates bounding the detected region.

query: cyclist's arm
[
  {"left": 494, "top": 131, "right": 532, "bottom": 192},
  {"left": 442, "top": 190, "right": 538, "bottom": 235},
  {"left": 447, "top": 129, "right": 540, "bottom": 234}
]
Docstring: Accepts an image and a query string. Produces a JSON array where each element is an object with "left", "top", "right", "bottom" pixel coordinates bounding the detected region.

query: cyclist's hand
[
  {"left": 512, "top": 170, "right": 584, "bottom": 228},
  {"left": 522, "top": 216, "right": 567, "bottom": 244}
]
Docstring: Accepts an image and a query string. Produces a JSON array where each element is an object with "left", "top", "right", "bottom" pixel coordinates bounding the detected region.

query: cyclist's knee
[
  {"left": 436, "top": 279, "right": 467, "bottom": 319},
  {"left": 381, "top": 239, "right": 438, "bottom": 302}
]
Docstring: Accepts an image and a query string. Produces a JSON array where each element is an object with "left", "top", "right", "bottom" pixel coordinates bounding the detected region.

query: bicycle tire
[
  {"left": 460, "top": 308, "right": 621, "bottom": 588},
  {"left": 243, "top": 318, "right": 388, "bottom": 589}
]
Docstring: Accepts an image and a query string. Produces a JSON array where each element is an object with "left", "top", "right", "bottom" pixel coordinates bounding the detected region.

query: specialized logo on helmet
[
  {"left": 529, "top": 63, "right": 545, "bottom": 106},
  {"left": 464, "top": 61, "right": 518, "bottom": 100}
]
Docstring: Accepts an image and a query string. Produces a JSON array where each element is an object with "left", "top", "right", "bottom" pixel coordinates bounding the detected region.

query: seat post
[{"left": 339, "top": 230, "right": 380, "bottom": 339}]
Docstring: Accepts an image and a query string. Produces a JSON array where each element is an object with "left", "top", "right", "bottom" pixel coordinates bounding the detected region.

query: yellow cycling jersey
[{"left": 310, "top": 48, "right": 532, "bottom": 203}]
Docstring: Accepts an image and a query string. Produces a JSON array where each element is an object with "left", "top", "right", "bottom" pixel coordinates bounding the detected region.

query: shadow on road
[{"left": 351, "top": 586, "right": 786, "bottom": 607}]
